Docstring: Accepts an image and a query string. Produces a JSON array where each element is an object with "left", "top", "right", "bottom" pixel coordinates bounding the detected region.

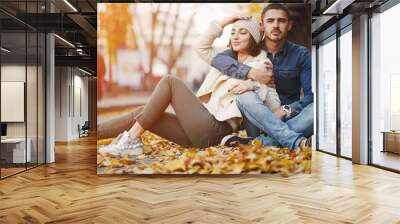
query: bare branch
[
  {"left": 156, "top": 56, "right": 167, "bottom": 65},
  {"left": 133, "top": 5, "right": 148, "bottom": 44},
  {"left": 151, "top": 4, "right": 161, "bottom": 58},
  {"left": 155, "top": 3, "right": 172, "bottom": 48},
  {"left": 170, "top": 11, "right": 196, "bottom": 70},
  {"left": 167, "top": 4, "right": 180, "bottom": 69}
]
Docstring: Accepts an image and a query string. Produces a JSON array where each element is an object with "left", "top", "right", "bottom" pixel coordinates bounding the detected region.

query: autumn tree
[
  {"left": 99, "top": 4, "right": 135, "bottom": 83},
  {"left": 134, "top": 3, "right": 197, "bottom": 89}
]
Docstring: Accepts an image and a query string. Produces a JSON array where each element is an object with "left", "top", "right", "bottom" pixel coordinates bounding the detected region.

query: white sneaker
[
  {"left": 99, "top": 131, "right": 144, "bottom": 156},
  {"left": 110, "top": 131, "right": 130, "bottom": 146}
]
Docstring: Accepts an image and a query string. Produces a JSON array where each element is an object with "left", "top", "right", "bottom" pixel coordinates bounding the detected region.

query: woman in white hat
[{"left": 98, "top": 15, "right": 280, "bottom": 156}]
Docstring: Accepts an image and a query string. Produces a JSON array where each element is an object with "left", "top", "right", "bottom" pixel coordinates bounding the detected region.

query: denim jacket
[
  {"left": 193, "top": 20, "right": 281, "bottom": 131},
  {"left": 210, "top": 41, "right": 313, "bottom": 116}
]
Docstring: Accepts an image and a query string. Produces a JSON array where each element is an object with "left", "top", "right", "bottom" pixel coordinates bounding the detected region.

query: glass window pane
[
  {"left": 318, "top": 37, "right": 337, "bottom": 154},
  {"left": 371, "top": 3, "right": 400, "bottom": 171},
  {"left": 1, "top": 31, "right": 27, "bottom": 177},
  {"left": 0, "top": 0, "right": 46, "bottom": 179},
  {"left": 340, "top": 29, "right": 352, "bottom": 158}
]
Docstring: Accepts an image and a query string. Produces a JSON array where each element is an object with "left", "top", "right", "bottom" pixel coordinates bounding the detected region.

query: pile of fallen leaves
[{"left": 97, "top": 131, "right": 312, "bottom": 176}]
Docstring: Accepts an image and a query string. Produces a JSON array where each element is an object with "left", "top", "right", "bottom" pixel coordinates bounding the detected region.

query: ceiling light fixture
[
  {"left": 63, "top": 0, "right": 78, "bottom": 12},
  {"left": 54, "top": 34, "right": 75, "bottom": 48},
  {"left": 1, "top": 47, "right": 11, "bottom": 53},
  {"left": 76, "top": 48, "right": 85, "bottom": 55},
  {"left": 78, "top": 67, "right": 93, "bottom": 76},
  {"left": 322, "top": 0, "right": 355, "bottom": 15}
]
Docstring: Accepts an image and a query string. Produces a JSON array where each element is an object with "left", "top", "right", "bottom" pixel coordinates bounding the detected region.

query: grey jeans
[{"left": 98, "top": 75, "right": 232, "bottom": 148}]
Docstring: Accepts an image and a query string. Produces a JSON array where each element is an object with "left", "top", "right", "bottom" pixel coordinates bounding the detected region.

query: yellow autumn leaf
[
  {"left": 167, "top": 159, "right": 186, "bottom": 172},
  {"left": 98, "top": 132, "right": 312, "bottom": 176}
]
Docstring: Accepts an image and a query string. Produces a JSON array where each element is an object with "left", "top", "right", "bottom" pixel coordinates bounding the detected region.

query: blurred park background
[{"left": 97, "top": 3, "right": 310, "bottom": 125}]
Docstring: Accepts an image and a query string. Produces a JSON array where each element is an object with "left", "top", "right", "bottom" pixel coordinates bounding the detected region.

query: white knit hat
[{"left": 232, "top": 18, "right": 261, "bottom": 43}]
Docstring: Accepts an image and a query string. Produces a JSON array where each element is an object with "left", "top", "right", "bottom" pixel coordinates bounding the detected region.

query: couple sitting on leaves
[{"left": 98, "top": 3, "right": 314, "bottom": 157}]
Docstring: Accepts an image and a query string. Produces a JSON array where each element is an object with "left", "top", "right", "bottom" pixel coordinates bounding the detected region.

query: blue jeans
[{"left": 236, "top": 91, "right": 314, "bottom": 149}]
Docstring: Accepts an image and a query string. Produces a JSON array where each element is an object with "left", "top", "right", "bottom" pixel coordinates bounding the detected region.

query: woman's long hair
[{"left": 228, "top": 35, "right": 261, "bottom": 58}]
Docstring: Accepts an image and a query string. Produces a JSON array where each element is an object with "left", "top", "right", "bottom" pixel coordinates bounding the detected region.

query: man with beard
[{"left": 213, "top": 3, "right": 314, "bottom": 150}]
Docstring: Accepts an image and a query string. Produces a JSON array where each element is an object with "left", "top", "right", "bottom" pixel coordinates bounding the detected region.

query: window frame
[{"left": 315, "top": 22, "right": 353, "bottom": 161}]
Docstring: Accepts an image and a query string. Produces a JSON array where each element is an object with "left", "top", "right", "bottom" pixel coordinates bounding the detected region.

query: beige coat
[{"left": 194, "top": 21, "right": 281, "bottom": 131}]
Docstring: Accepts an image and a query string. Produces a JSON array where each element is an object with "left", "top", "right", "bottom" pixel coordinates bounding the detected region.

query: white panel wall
[
  {"left": 1, "top": 65, "right": 26, "bottom": 138},
  {"left": 54, "top": 67, "right": 89, "bottom": 141},
  {"left": 1, "top": 82, "right": 25, "bottom": 122},
  {"left": 55, "top": 67, "right": 69, "bottom": 141}
]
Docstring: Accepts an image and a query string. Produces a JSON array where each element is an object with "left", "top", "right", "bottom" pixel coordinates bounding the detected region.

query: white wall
[
  {"left": 54, "top": 67, "right": 89, "bottom": 141},
  {"left": 71, "top": 73, "right": 89, "bottom": 138},
  {"left": 55, "top": 67, "right": 69, "bottom": 141},
  {"left": 1, "top": 64, "right": 46, "bottom": 163},
  {"left": 1, "top": 65, "right": 35, "bottom": 138}
]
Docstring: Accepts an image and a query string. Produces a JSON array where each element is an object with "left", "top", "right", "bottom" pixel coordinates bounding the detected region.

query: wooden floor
[
  {"left": 1, "top": 164, "right": 43, "bottom": 178},
  {"left": 1, "top": 136, "right": 400, "bottom": 224},
  {"left": 1, "top": 167, "right": 26, "bottom": 178}
]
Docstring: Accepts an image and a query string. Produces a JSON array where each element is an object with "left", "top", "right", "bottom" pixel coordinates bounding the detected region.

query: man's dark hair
[{"left": 261, "top": 3, "right": 291, "bottom": 20}]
